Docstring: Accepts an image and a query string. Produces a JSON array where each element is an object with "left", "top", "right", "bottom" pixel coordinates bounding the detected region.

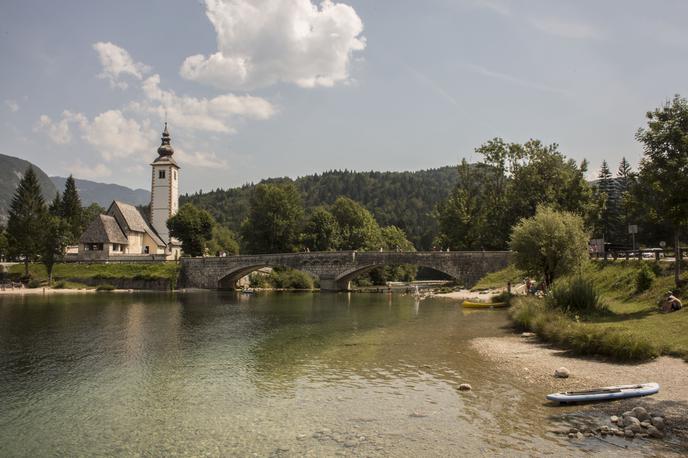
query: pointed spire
[{"left": 157, "top": 122, "right": 174, "bottom": 157}]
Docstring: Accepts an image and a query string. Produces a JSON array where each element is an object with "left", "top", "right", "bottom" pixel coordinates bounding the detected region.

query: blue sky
[{"left": 1, "top": 0, "right": 687, "bottom": 193}]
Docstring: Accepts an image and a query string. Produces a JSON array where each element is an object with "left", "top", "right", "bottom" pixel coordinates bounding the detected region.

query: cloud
[
  {"left": 528, "top": 16, "right": 601, "bottom": 40},
  {"left": 83, "top": 110, "right": 156, "bottom": 160},
  {"left": 132, "top": 73, "right": 275, "bottom": 133},
  {"left": 465, "top": 63, "right": 571, "bottom": 96},
  {"left": 93, "top": 41, "right": 151, "bottom": 89},
  {"left": 65, "top": 160, "right": 112, "bottom": 180},
  {"left": 180, "top": 0, "right": 366, "bottom": 90},
  {"left": 34, "top": 111, "right": 86, "bottom": 144},
  {"left": 5, "top": 99, "right": 19, "bottom": 112},
  {"left": 176, "top": 148, "right": 229, "bottom": 168}
]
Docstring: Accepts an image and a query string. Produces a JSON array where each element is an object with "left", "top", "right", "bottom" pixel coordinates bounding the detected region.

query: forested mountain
[
  {"left": 181, "top": 166, "right": 459, "bottom": 249},
  {"left": 0, "top": 153, "right": 57, "bottom": 224},
  {"left": 51, "top": 176, "right": 150, "bottom": 207}
]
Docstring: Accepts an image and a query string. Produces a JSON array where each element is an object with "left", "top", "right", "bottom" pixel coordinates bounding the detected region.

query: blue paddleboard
[{"left": 547, "top": 383, "right": 659, "bottom": 403}]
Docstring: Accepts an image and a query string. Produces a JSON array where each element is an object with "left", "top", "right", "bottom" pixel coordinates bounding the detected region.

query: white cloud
[
  {"left": 175, "top": 148, "right": 229, "bottom": 169},
  {"left": 34, "top": 111, "right": 86, "bottom": 144},
  {"left": 65, "top": 160, "right": 112, "bottom": 180},
  {"left": 528, "top": 16, "right": 601, "bottom": 40},
  {"left": 133, "top": 74, "right": 275, "bottom": 133},
  {"left": 180, "top": 0, "right": 366, "bottom": 90},
  {"left": 93, "top": 41, "right": 151, "bottom": 89},
  {"left": 5, "top": 99, "right": 19, "bottom": 112},
  {"left": 83, "top": 110, "right": 156, "bottom": 160}
]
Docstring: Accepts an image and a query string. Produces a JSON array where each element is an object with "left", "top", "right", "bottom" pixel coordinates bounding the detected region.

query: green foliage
[
  {"left": 7, "top": 166, "right": 47, "bottom": 274},
  {"left": 635, "top": 263, "right": 656, "bottom": 292},
  {"left": 96, "top": 284, "right": 115, "bottom": 291},
  {"left": 546, "top": 276, "right": 607, "bottom": 315},
  {"left": 436, "top": 139, "right": 595, "bottom": 251},
  {"left": 81, "top": 203, "right": 105, "bottom": 230},
  {"left": 635, "top": 94, "right": 688, "bottom": 284},
  {"left": 205, "top": 225, "right": 240, "bottom": 255},
  {"left": 181, "top": 167, "right": 459, "bottom": 250},
  {"left": 167, "top": 203, "right": 215, "bottom": 257},
  {"left": 240, "top": 182, "right": 304, "bottom": 254},
  {"left": 330, "top": 196, "right": 382, "bottom": 250},
  {"left": 510, "top": 206, "right": 589, "bottom": 287},
  {"left": 27, "top": 279, "right": 43, "bottom": 288},
  {"left": 472, "top": 264, "right": 523, "bottom": 290},
  {"left": 491, "top": 291, "right": 512, "bottom": 303},
  {"left": 60, "top": 175, "right": 83, "bottom": 243},
  {"left": 40, "top": 215, "right": 71, "bottom": 284},
  {"left": 301, "top": 206, "right": 340, "bottom": 251},
  {"left": 269, "top": 268, "right": 314, "bottom": 289},
  {"left": 0, "top": 226, "right": 8, "bottom": 260}
]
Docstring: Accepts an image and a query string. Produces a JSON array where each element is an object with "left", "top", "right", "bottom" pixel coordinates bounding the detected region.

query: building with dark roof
[{"left": 76, "top": 124, "right": 181, "bottom": 261}]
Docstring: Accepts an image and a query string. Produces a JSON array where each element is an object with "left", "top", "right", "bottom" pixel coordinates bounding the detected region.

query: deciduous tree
[
  {"left": 167, "top": 203, "right": 214, "bottom": 257},
  {"left": 301, "top": 206, "right": 340, "bottom": 251},
  {"left": 635, "top": 94, "right": 688, "bottom": 285},
  {"left": 40, "top": 215, "right": 70, "bottom": 284},
  {"left": 510, "top": 206, "right": 589, "bottom": 288}
]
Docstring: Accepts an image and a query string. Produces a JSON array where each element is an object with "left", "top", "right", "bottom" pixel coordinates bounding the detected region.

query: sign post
[{"left": 628, "top": 225, "right": 638, "bottom": 251}]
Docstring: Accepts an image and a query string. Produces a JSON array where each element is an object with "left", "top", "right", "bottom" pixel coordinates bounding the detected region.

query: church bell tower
[{"left": 150, "top": 123, "right": 180, "bottom": 247}]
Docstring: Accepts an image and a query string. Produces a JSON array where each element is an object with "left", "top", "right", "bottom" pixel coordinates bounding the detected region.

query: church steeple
[{"left": 157, "top": 122, "right": 174, "bottom": 157}]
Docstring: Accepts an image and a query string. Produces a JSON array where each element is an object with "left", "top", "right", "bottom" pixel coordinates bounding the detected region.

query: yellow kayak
[{"left": 462, "top": 301, "right": 509, "bottom": 309}]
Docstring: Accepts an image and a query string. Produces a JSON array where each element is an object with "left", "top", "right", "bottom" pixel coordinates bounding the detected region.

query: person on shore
[{"left": 660, "top": 291, "right": 683, "bottom": 313}]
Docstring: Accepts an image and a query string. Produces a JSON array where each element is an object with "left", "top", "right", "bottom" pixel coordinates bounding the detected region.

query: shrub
[
  {"left": 249, "top": 272, "right": 270, "bottom": 288},
  {"left": 546, "top": 276, "right": 606, "bottom": 315},
  {"left": 54, "top": 280, "right": 66, "bottom": 289},
  {"left": 268, "top": 268, "right": 314, "bottom": 289},
  {"left": 96, "top": 284, "right": 115, "bottom": 291},
  {"left": 635, "top": 263, "right": 656, "bottom": 292},
  {"left": 27, "top": 279, "right": 42, "bottom": 289}
]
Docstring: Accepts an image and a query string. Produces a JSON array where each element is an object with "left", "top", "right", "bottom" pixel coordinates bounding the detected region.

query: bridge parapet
[{"left": 180, "top": 251, "right": 511, "bottom": 291}]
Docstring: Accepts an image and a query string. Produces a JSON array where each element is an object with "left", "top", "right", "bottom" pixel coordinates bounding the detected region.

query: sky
[{"left": 2, "top": 0, "right": 688, "bottom": 194}]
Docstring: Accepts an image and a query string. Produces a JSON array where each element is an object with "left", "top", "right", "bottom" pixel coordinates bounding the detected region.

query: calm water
[{"left": 0, "top": 292, "right": 675, "bottom": 456}]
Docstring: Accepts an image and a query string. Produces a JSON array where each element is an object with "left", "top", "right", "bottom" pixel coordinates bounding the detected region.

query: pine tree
[
  {"left": 617, "top": 157, "right": 633, "bottom": 193},
  {"left": 49, "top": 192, "right": 62, "bottom": 216},
  {"left": 61, "top": 175, "right": 82, "bottom": 243},
  {"left": 595, "top": 160, "right": 619, "bottom": 241},
  {"left": 616, "top": 157, "right": 634, "bottom": 246},
  {"left": 7, "top": 166, "right": 47, "bottom": 276}
]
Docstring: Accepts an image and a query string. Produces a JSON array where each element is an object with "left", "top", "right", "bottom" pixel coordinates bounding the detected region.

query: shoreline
[{"left": 471, "top": 334, "right": 688, "bottom": 442}]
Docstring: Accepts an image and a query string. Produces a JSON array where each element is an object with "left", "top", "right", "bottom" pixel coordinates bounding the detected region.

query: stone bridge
[{"left": 180, "top": 251, "right": 511, "bottom": 291}]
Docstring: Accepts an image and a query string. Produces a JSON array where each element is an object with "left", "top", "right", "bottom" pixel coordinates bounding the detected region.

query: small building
[{"left": 76, "top": 124, "right": 182, "bottom": 261}]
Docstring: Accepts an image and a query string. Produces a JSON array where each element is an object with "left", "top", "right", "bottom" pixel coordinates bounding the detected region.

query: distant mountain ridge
[
  {"left": 0, "top": 153, "right": 57, "bottom": 224},
  {"left": 50, "top": 177, "right": 151, "bottom": 208}
]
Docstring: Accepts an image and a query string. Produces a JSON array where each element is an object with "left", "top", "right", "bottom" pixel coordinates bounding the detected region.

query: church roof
[
  {"left": 79, "top": 214, "right": 128, "bottom": 244},
  {"left": 107, "top": 201, "right": 166, "bottom": 247}
]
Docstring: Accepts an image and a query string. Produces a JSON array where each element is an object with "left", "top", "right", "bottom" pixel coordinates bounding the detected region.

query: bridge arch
[
  {"left": 334, "top": 261, "right": 462, "bottom": 290},
  {"left": 217, "top": 263, "right": 321, "bottom": 290}
]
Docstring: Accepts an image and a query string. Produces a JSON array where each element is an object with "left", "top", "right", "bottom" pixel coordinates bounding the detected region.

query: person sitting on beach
[{"left": 660, "top": 291, "right": 683, "bottom": 313}]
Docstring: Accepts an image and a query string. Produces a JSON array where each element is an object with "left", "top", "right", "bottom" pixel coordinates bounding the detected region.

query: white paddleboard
[{"left": 547, "top": 383, "right": 659, "bottom": 403}]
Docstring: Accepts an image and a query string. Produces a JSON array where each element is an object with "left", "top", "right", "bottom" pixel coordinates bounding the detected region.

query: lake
[{"left": 0, "top": 291, "right": 667, "bottom": 456}]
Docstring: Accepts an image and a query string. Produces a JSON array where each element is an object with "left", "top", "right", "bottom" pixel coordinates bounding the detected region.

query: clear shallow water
[{"left": 0, "top": 292, "right": 673, "bottom": 456}]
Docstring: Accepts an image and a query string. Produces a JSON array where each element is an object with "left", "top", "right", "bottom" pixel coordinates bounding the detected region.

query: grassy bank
[
  {"left": 8, "top": 262, "right": 181, "bottom": 287},
  {"left": 485, "top": 261, "right": 688, "bottom": 361}
]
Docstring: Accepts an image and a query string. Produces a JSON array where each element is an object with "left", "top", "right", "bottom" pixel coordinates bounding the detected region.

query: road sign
[{"left": 628, "top": 225, "right": 638, "bottom": 234}]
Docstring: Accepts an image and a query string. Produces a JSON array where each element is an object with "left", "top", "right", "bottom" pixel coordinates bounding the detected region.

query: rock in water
[
  {"left": 651, "top": 417, "right": 665, "bottom": 430},
  {"left": 458, "top": 383, "right": 472, "bottom": 391},
  {"left": 554, "top": 367, "right": 570, "bottom": 378}
]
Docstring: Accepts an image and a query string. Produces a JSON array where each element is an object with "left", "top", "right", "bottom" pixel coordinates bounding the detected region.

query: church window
[{"left": 159, "top": 170, "right": 166, "bottom": 179}]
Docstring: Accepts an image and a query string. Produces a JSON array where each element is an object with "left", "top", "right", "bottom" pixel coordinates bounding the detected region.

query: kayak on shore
[
  {"left": 547, "top": 382, "right": 660, "bottom": 404},
  {"left": 462, "top": 301, "right": 509, "bottom": 309}
]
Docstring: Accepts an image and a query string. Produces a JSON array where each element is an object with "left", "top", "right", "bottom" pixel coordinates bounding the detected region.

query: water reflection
[{"left": 0, "top": 292, "right": 679, "bottom": 457}]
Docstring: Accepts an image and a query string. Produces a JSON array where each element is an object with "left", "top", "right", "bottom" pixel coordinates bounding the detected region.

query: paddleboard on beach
[
  {"left": 462, "top": 301, "right": 509, "bottom": 309},
  {"left": 547, "top": 382, "right": 659, "bottom": 403}
]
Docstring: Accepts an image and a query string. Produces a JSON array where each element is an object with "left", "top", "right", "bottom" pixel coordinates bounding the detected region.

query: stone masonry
[{"left": 180, "top": 251, "right": 511, "bottom": 291}]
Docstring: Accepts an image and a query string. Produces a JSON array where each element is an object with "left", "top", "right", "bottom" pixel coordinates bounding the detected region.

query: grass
[
  {"left": 472, "top": 263, "right": 523, "bottom": 290},
  {"left": 9, "top": 262, "right": 181, "bottom": 283},
  {"left": 483, "top": 261, "right": 688, "bottom": 361}
]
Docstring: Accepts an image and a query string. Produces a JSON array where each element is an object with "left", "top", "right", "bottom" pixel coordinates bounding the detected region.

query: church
[{"left": 77, "top": 124, "right": 182, "bottom": 261}]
